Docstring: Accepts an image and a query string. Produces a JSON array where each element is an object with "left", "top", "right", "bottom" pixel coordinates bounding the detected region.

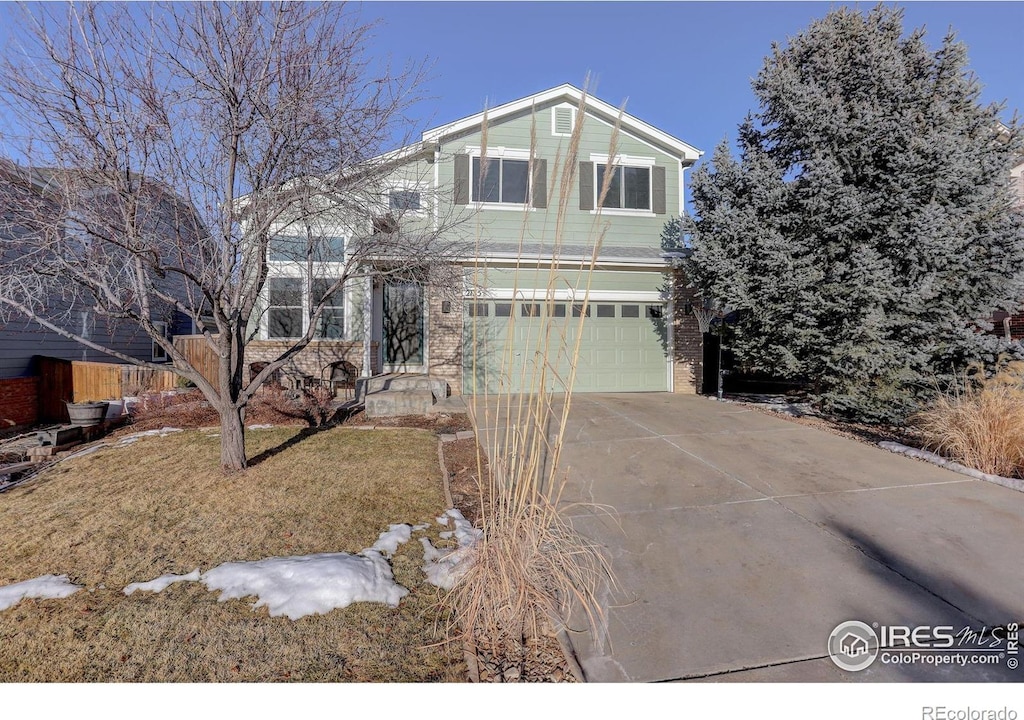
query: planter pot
[{"left": 66, "top": 401, "right": 110, "bottom": 427}]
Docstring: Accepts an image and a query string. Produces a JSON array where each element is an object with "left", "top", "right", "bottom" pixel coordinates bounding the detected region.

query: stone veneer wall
[
  {"left": 426, "top": 269, "right": 464, "bottom": 396},
  {"left": 0, "top": 376, "right": 39, "bottom": 428},
  {"left": 672, "top": 269, "right": 703, "bottom": 394},
  {"left": 243, "top": 341, "right": 378, "bottom": 383}
]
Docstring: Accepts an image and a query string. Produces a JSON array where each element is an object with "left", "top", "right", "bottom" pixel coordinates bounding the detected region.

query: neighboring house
[
  {"left": 0, "top": 160, "right": 188, "bottom": 378},
  {"left": 245, "top": 84, "right": 706, "bottom": 395},
  {"left": 0, "top": 160, "right": 189, "bottom": 426},
  {"left": 991, "top": 158, "right": 1024, "bottom": 341}
]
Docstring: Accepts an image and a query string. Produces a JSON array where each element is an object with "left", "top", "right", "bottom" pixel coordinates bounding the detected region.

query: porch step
[
  {"left": 357, "top": 374, "right": 448, "bottom": 403},
  {"left": 364, "top": 388, "right": 435, "bottom": 418}
]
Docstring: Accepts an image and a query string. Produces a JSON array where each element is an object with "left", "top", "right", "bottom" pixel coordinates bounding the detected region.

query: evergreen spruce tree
[{"left": 686, "top": 5, "right": 1024, "bottom": 422}]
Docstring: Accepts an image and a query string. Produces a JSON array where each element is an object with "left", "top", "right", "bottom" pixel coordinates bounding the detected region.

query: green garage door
[{"left": 463, "top": 299, "right": 669, "bottom": 394}]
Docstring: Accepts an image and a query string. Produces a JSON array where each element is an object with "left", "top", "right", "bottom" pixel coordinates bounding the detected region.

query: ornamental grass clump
[
  {"left": 914, "top": 361, "right": 1024, "bottom": 478},
  {"left": 449, "top": 86, "right": 618, "bottom": 664}
]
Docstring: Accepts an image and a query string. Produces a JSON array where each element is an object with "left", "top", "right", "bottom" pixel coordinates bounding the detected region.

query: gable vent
[{"left": 552, "top": 106, "right": 575, "bottom": 136}]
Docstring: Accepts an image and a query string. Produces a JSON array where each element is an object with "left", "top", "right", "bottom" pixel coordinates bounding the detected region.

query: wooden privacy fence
[
  {"left": 35, "top": 356, "right": 179, "bottom": 422},
  {"left": 173, "top": 335, "right": 219, "bottom": 387},
  {"left": 71, "top": 361, "right": 178, "bottom": 402}
]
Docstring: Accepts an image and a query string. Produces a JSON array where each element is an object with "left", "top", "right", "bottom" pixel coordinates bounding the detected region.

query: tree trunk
[{"left": 219, "top": 404, "right": 247, "bottom": 472}]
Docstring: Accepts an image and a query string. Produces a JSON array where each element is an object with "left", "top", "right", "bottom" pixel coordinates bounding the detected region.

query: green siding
[
  {"left": 433, "top": 101, "right": 681, "bottom": 251},
  {"left": 463, "top": 299, "right": 669, "bottom": 394},
  {"left": 467, "top": 267, "right": 667, "bottom": 294}
]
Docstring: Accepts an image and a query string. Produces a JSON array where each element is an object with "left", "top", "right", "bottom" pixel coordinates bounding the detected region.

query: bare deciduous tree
[{"left": 0, "top": 1, "right": 464, "bottom": 470}]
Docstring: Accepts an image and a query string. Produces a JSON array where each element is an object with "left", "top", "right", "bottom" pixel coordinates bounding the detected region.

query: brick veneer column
[
  {"left": 426, "top": 265, "right": 464, "bottom": 396},
  {"left": 672, "top": 269, "right": 703, "bottom": 394}
]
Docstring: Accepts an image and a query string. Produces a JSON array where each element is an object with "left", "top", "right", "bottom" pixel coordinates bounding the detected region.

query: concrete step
[
  {"left": 358, "top": 374, "right": 448, "bottom": 402},
  {"left": 364, "top": 388, "right": 435, "bottom": 418}
]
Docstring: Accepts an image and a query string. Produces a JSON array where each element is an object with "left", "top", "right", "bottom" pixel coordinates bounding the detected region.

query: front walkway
[{"left": 471, "top": 393, "right": 1024, "bottom": 682}]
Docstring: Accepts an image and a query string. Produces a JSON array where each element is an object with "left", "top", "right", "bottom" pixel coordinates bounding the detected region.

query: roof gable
[{"left": 421, "top": 84, "right": 702, "bottom": 164}]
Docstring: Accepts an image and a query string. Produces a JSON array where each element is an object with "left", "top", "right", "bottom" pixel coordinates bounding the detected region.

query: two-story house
[
  {"left": 245, "top": 84, "right": 705, "bottom": 397},
  {"left": 0, "top": 160, "right": 194, "bottom": 426}
]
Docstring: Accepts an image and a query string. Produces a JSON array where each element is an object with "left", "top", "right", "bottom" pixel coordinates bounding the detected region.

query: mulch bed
[{"left": 125, "top": 389, "right": 308, "bottom": 431}]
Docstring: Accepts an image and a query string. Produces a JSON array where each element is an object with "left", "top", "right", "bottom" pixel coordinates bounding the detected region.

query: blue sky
[
  {"left": 358, "top": 1, "right": 1023, "bottom": 166},
  {"left": 0, "top": 2, "right": 1019, "bottom": 210}
]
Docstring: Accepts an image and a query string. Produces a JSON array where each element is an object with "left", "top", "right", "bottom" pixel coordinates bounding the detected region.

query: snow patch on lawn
[
  {"left": 3, "top": 518, "right": 473, "bottom": 618},
  {"left": 421, "top": 509, "right": 482, "bottom": 590},
  {"left": 368, "top": 523, "right": 413, "bottom": 557},
  {"left": 124, "top": 569, "right": 201, "bottom": 595},
  {"left": 202, "top": 551, "right": 408, "bottom": 620},
  {"left": 0, "top": 574, "right": 83, "bottom": 610},
  {"left": 108, "top": 525, "right": 421, "bottom": 619}
]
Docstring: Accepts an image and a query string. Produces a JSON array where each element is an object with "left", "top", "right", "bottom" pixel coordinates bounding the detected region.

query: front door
[{"left": 382, "top": 281, "right": 424, "bottom": 369}]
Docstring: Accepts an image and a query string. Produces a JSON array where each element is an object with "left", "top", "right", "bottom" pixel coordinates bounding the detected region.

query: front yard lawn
[{"left": 0, "top": 426, "right": 464, "bottom": 681}]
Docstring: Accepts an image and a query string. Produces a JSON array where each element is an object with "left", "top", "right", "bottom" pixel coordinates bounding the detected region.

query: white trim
[
  {"left": 385, "top": 182, "right": 428, "bottom": 218},
  {"left": 422, "top": 84, "right": 702, "bottom": 162},
  {"left": 261, "top": 270, "right": 349, "bottom": 342},
  {"left": 471, "top": 253, "right": 669, "bottom": 269},
  {"left": 463, "top": 146, "right": 533, "bottom": 160},
  {"left": 590, "top": 208, "right": 656, "bottom": 218},
  {"left": 592, "top": 159, "right": 655, "bottom": 212},
  {"left": 470, "top": 202, "right": 536, "bottom": 213},
  {"left": 466, "top": 149, "right": 534, "bottom": 206},
  {"left": 666, "top": 294, "right": 675, "bottom": 393},
  {"left": 362, "top": 275, "right": 373, "bottom": 377},
  {"left": 589, "top": 153, "right": 656, "bottom": 167},
  {"left": 678, "top": 162, "right": 686, "bottom": 220},
  {"left": 551, "top": 104, "right": 576, "bottom": 137},
  {"left": 465, "top": 288, "right": 666, "bottom": 303},
  {"left": 433, "top": 151, "right": 440, "bottom": 232}
]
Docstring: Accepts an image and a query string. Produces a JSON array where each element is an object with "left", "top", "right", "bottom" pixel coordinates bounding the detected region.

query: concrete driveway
[{"left": 471, "top": 393, "right": 1024, "bottom": 682}]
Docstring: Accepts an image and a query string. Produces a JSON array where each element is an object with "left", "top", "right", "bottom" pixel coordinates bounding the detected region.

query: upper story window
[
  {"left": 389, "top": 189, "right": 421, "bottom": 211},
  {"left": 472, "top": 156, "right": 530, "bottom": 205},
  {"left": 597, "top": 164, "right": 651, "bottom": 211},
  {"left": 268, "top": 235, "right": 345, "bottom": 263},
  {"left": 580, "top": 155, "right": 665, "bottom": 215}
]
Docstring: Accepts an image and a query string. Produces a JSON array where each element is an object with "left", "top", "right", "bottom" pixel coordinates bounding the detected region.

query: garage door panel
[{"left": 464, "top": 300, "right": 669, "bottom": 394}]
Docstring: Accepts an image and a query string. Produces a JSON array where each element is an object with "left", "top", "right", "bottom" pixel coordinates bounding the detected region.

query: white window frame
[
  {"left": 265, "top": 276, "right": 305, "bottom": 340},
  {"left": 263, "top": 272, "right": 350, "bottom": 342},
  {"left": 386, "top": 181, "right": 429, "bottom": 218},
  {"left": 465, "top": 146, "right": 536, "bottom": 211},
  {"left": 590, "top": 153, "right": 657, "bottom": 217}
]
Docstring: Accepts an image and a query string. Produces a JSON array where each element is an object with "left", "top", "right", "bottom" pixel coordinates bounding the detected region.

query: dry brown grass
[
  {"left": 0, "top": 427, "right": 463, "bottom": 681},
  {"left": 914, "top": 361, "right": 1024, "bottom": 478}
]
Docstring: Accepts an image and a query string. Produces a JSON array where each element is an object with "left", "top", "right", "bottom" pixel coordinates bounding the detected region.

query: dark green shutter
[
  {"left": 532, "top": 159, "right": 547, "bottom": 209},
  {"left": 454, "top": 154, "right": 469, "bottom": 205},
  {"left": 652, "top": 165, "right": 666, "bottom": 215},
  {"left": 579, "top": 161, "right": 594, "bottom": 210}
]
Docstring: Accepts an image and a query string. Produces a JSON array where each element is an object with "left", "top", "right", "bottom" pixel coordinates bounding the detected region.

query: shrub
[{"left": 914, "top": 361, "right": 1024, "bottom": 478}]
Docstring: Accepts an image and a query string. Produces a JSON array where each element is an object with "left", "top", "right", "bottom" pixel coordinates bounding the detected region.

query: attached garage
[{"left": 462, "top": 268, "right": 672, "bottom": 394}]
